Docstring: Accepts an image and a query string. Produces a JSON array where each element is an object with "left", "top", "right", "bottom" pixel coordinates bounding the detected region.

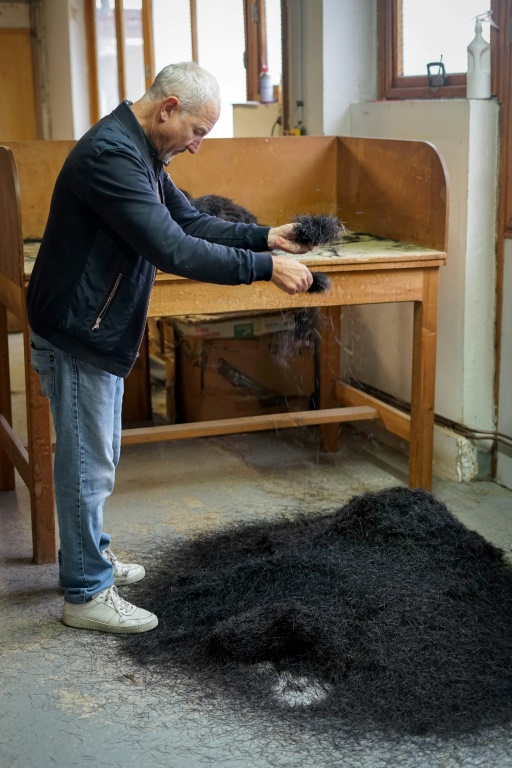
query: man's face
[{"left": 156, "top": 99, "right": 220, "bottom": 165}]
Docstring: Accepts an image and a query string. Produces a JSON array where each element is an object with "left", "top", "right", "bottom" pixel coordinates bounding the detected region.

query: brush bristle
[
  {"left": 307, "top": 272, "right": 331, "bottom": 293},
  {"left": 290, "top": 214, "right": 343, "bottom": 247}
]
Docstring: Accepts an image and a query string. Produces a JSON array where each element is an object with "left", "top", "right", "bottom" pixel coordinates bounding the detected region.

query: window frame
[
  {"left": 377, "top": 0, "right": 499, "bottom": 100},
  {"left": 85, "top": 0, "right": 153, "bottom": 122},
  {"left": 86, "top": 0, "right": 276, "bottom": 123}
]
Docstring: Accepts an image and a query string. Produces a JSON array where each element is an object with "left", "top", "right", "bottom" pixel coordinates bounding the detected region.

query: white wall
[
  {"left": 45, "top": 0, "right": 89, "bottom": 139},
  {"left": 497, "top": 242, "right": 512, "bottom": 488},
  {"left": 322, "top": 0, "right": 377, "bottom": 135},
  {"left": 348, "top": 100, "right": 498, "bottom": 433},
  {"left": 286, "top": 0, "right": 377, "bottom": 136},
  {"left": 68, "top": 0, "right": 90, "bottom": 138},
  {"left": 0, "top": 2, "right": 29, "bottom": 27},
  {"left": 286, "top": 0, "right": 324, "bottom": 135}
]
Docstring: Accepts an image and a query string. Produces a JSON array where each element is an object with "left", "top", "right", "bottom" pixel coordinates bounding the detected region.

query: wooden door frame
[{"left": 492, "top": 0, "right": 511, "bottom": 472}]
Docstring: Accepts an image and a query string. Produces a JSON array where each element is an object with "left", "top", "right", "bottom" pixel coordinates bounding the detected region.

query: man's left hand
[{"left": 268, "top": 223, "right": 312, "bottom": 254}]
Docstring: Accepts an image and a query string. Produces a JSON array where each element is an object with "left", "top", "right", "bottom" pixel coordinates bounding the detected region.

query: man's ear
[{"left": 160, "top": 96, "right": 180, "bottom": 121}]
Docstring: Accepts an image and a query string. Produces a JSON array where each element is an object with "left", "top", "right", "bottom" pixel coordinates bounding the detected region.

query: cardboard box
[
  {"left": 174, "top": 324, "right": 316, "bottom": 423},
  {"left": 171, "top": 311, "right": 298, "bottom": 340}
]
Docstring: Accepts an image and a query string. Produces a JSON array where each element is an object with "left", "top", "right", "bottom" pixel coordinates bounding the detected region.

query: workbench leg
[
  {"left": 0, "top": 304, "right": 15, "bottom": 490},
  {"left": 409, "top": 269, "right": 439, "bottom": 491},
  {"left": 23, "top": 326, "right": 56, "bottom": 564},
  {"left": 318, "top": 306, "right": 342, "bottom": 452}
]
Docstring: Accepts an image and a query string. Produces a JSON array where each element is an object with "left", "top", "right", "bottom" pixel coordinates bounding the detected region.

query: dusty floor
[{"left": 2, "top": 332, "right": 512, "bottom": 768}]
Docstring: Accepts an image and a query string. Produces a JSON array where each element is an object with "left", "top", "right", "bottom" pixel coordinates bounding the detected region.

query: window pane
[
  {"left": 152, "top": 0, "right": 193, "bottom": 75},
  {"left": 402, "top": 1, "right": 491, "bottom": 76},
  {"left": 266, "top": 0, "right": 282, "bottom": 86},
  {"left": 196, "top": 0, "right": 246, "bottom": 138},
  {"left": 124, "top": 0, "right": 145, "bottom": 101},
  {"left": 96, "top": 0, "right": 119, "bottom": 116}
]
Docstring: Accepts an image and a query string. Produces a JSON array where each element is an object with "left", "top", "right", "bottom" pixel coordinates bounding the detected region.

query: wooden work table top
[{"left": 22, "top": 233, "right": 446, "bottom": 283}]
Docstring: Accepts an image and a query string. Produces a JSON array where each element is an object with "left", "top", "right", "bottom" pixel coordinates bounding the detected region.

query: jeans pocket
[{"left": 30, "top": 346, "right": 55, "bottom": 399}]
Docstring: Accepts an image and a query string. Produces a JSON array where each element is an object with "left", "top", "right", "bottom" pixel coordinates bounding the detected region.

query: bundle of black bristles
[
  {"left": 289, "top": 213, "right": 344, "bottom": 248},
  {"left": 121, "top": 486, "right": 512, "bottom": 739},
  {"left": 289, "top": 215, "right": 343, "bottom": 294},
  {"left": 181, "top": 191, "right": 337, "bottom": 295}
]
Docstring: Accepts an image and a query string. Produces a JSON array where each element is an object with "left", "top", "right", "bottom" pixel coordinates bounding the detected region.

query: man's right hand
[{"left": 270, "top": 256, "right": 313, "bottom": 295}]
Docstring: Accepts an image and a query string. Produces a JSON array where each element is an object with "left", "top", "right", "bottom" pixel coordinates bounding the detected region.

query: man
[{"left": 27, "top": 61, "right": 313, "bottom": 634}]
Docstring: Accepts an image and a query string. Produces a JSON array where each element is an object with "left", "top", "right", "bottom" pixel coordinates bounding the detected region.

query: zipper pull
[{"left": 92, "top": 317, "right": 101, "bottom": 331}]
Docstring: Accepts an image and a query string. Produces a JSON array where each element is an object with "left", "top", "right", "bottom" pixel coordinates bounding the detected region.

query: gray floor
[{"left": 2, "top": 332, "right": 512, "bottom": 768}]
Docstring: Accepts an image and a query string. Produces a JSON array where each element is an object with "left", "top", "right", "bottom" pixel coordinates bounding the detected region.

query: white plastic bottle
[
  {"left": 467, "top": 15, "right": 491, "bottom": 99},
  {"left": 259, "top": 65, "right": 274, "bottom": 103}
]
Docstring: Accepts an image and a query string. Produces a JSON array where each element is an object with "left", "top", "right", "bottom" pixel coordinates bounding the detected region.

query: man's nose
[{"left": 187, "top": 137, "right": 203, "bottom": 154}]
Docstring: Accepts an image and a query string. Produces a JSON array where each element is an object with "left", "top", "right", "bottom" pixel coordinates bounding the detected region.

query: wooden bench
[{"left": 0, "top": 136, "right": 448, "bottom": 564}]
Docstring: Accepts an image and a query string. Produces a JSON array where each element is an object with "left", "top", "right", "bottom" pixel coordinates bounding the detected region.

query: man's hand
[
  {"left": 268, "top": 223, "right": 312, "bottom": 255},
  {"left": 270, "top": 256, "right": 313, "bottom": 295}
]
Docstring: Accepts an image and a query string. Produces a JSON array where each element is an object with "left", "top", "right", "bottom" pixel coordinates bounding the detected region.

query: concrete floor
[{"left": 2, "top": 331, "right": 512, "bottom": 768}]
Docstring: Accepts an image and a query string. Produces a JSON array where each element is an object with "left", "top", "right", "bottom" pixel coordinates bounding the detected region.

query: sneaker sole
[{"left": 62, "top": 614, "right": 158, "bottom": 633}]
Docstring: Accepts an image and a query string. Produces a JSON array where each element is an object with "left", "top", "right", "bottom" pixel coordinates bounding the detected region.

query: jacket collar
[{"left": 111, "top": 100, "right": 162, "bottom": 176}]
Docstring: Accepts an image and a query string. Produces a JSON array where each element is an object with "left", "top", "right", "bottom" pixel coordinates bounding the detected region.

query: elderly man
[{"left": 27, "top": 61, "right": 312, "bottom": 634}]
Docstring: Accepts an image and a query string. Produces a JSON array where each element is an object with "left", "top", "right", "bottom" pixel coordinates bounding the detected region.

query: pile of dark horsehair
[
  {"left": 179, "top": 189, "right": 258, "bottom": 224},
  {"left": 290, "top": 214, "right": 344, "bottom": 247},
  {"left": 121, "top": 487, "right": 512, "bottom": 737}
]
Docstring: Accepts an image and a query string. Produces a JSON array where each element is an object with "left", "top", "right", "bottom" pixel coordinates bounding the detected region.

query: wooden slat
[
  {"left": 190, "top": 0, "right": 198, "bottom": 63},
  {"left": 23, "top": 341, "right": 56, "bottom": 564},
  {"left": 148, "top": 267, "right": 427, "bottom": 318},
  {"left": 85, "top": 0, "right": 100, "bottom": 125},
  {"left": 0, "top": 147, "right": 24, "bottom": 286},
  {"left": 318, "top": 306, "right": 342, "bottom": 452},
  {"left": 0, "top": 306, "right": 15, "bottom": 490},
  {"left": 0, "top": 273, "right": 23, "bottom": 318},
  {"left": 409, "top": 269, "right": 439, "bottom": 489},
  {"left": 170, "top": 135, "right": 337, "bottom": 226},
  {"left": 121, "top": 405, "right": 378, "bottom": 445},
  {"left": 142, "top": 0, "right": 155, "bottom": 87},
  {"left": 0, "top": 414, "right": 30, "bottom": 485},
  {"left": 335, "top": 381, "right": 411, "bottom": 442},
  {"left": 337, "top": 136, "right": 449, "bottom": 251},
  {"left": 115, "top": 0, "right": 126, "bottom": 102},
  {"left": 5, "top": 141, "right": 75, "bottom": 239}
]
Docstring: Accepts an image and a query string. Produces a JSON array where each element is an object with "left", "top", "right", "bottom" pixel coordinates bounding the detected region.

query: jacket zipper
[
  {"left": 91, "top": 272, "right": 123, "bottom": 331},
  {"left": 126, "top": 266, "right": 157, "bottom": 376}
]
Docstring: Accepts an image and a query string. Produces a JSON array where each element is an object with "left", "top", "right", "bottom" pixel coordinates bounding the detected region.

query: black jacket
[{"left": 27, "top": 101, "right": 273, "bottom": 377}]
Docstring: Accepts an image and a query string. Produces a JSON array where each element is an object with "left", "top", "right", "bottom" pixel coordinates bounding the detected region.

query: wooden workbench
[{"left": 0, "top": 137, "right": 448, "bottom": 564}]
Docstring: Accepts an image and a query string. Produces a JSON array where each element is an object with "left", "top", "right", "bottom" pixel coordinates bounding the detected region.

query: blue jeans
[{"left": 30, "top": 331, "right": 124, "bottom": 604}]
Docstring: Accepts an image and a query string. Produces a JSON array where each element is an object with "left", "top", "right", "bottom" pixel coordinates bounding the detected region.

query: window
[
  {"left": 87, "top": 0, "right": 282, "bottom": 136},
  {"left": 378, "top": 0, "right": 498, "bottom": 99},
  {"left": 86, "top": 0, "right": 153, "bottom": 122}
]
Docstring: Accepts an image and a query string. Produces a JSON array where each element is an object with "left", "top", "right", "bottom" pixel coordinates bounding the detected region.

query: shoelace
[
  {"left": 102, "top": 586, "right": 133, "bottom": 616},
  {"left": 103, "top": 547, "right": 130, "bottom": 576}
]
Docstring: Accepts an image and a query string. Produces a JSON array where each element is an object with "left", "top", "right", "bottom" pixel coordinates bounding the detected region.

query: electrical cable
[{"left": 271, "top": 116, "right": 282, "bottom": 136}]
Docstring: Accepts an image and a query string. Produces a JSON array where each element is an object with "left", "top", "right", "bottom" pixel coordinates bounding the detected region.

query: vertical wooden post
[
  {"left": 0, "top": 304, "right": 15, "bottom": 490},
  {"left": 409, "top": 268, "right": 439, "bottom": 490},
  {"left": 142, "top": 0, "right": 155, "bottom": 88},
  {"left": 318, "top": 305, "right": 342, "bottom": 452},
  {"left": 23, "top": 322, "right": 56, "bottom": 564},
  {"left": 115, "top": 0, "right": 126, "bottom": 102}
]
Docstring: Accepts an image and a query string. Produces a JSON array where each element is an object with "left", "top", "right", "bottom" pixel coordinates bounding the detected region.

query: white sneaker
[
  {"left": 103, "top": 546, "right": 146, "bottom": 586},
  {"left": 63, "top": 586, "right": 158, "bottom": 633}
]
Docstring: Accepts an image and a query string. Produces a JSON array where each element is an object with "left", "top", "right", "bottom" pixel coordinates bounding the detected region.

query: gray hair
[{"left": 144, "top": 61, "right": 220, "bottom": 113}]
